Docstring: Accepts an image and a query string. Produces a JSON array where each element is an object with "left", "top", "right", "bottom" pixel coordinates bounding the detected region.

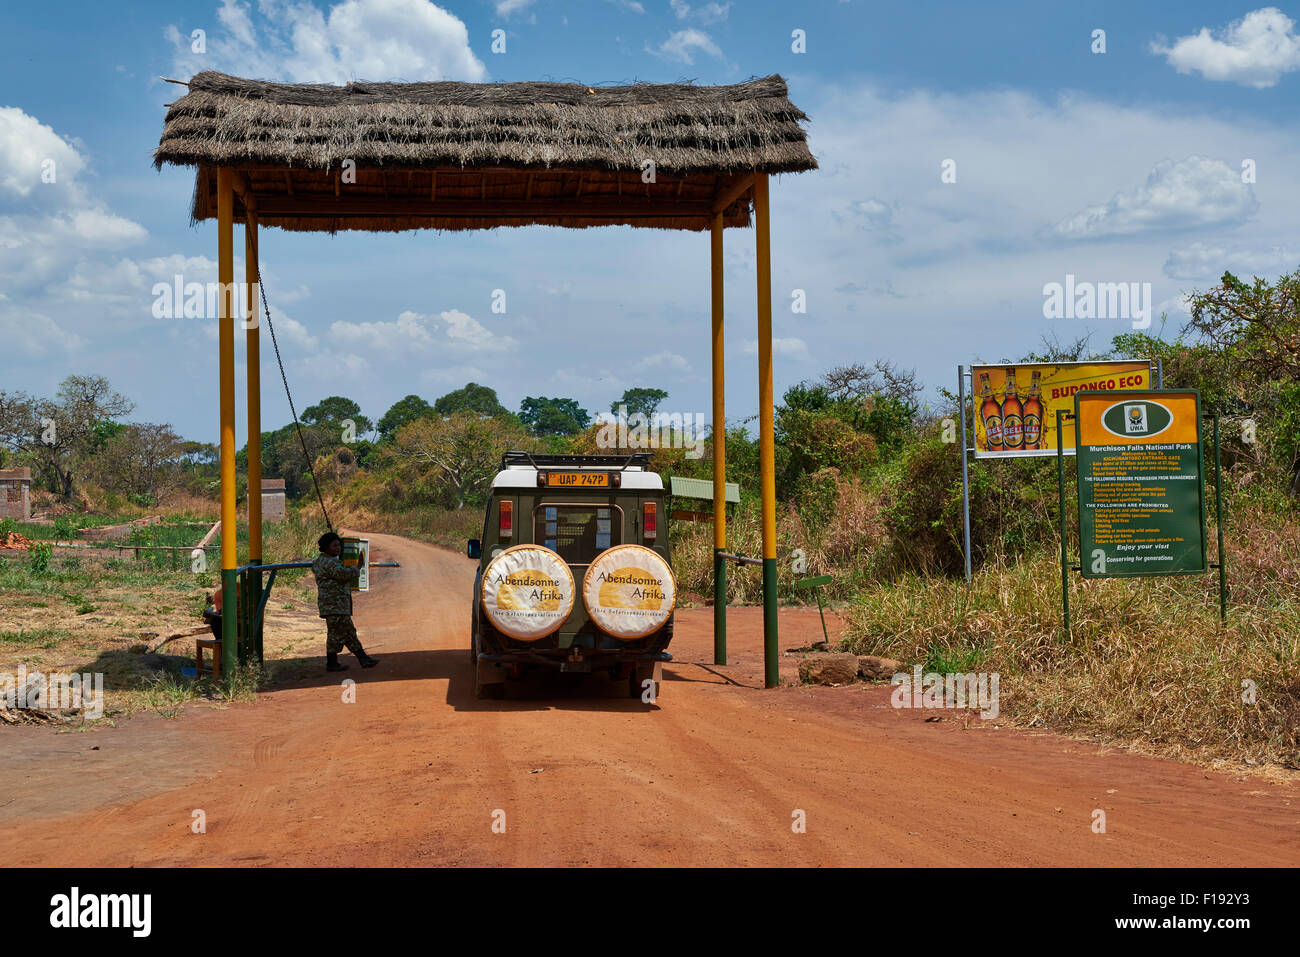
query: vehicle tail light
[
  {"left": 643, "top": 502, "right": 657, "bottom": 540},
  {"left": 499, "top": 500, "right": 513, "bottom": 539}
]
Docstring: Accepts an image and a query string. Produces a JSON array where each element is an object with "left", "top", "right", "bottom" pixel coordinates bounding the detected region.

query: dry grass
[
  {"left": 670, "top": 473, "right": 885, "bottom": 604},
  {"left": 0, "top": 520, "right": 326, "bottom": 724},
  {"left": 842, "top": 544, "right": 1300, "bottom": 771}
]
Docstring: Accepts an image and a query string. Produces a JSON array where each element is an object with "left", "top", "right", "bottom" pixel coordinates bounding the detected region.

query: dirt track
[{"left": 1, "top": 532, "right": 1297, "bottom": 866}]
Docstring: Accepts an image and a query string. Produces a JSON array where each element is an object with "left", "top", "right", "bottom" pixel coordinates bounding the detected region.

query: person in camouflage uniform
[{"left": 312, "top": 531, "right": 379, "bottom": 672}]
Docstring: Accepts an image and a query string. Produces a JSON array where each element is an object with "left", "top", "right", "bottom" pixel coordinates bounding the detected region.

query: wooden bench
[{"left": 195, "top": 638, "right": 222, "bottom": 680}]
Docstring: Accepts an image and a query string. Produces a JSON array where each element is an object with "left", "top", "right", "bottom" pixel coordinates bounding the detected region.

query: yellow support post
[
  {"left": 711, "top": 210, "right": 727, "bottom": 665},
  {"left": 245, "top": 213, "right": 262, "bottom": 564},
  {"left": 753, "top": 173, "right": 779, "bottom": 688},
  {"left": 245, "top": 210, "right": 263, "bottom": 665},
  {"left": 217, "top": 168, "right": 238, "bottom": 678}
]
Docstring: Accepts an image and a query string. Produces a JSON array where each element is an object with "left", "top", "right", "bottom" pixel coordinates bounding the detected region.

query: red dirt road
[{"left": 1, "top": 532, "right": 1297, "bottom": 866}]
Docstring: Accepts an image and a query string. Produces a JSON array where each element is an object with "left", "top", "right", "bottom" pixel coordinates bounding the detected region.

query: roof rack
[{"left": 499, "top": 450, "right": 653, "bottom": 471}]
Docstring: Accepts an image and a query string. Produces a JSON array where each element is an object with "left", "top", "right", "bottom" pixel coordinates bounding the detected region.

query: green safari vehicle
[{"left": 467, "top": 451, "right": 675, "bottom": 701}]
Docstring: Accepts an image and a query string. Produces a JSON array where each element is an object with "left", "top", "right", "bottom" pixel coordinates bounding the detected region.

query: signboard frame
[
  {"left": 1072, "top": 389, "right": 1208, "bottom": 579},
  {"left": 970, "top": 359, "right": 1156, "bottom": 460},
  {"left": 956, "top": 357, "right": 1162, "bottom": 586}
]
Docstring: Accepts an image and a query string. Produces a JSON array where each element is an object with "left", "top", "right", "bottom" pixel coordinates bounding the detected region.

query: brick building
[{"left": 0, "top": 468, "right": 32, "bottom": 521}]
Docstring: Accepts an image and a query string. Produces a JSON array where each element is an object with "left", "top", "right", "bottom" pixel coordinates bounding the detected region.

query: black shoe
[
  {"left": 326, "top": 653, "right": 349, "bottom": 673},
  {"left": 358, "top": 654, "right": 379, "bottom": 669}
]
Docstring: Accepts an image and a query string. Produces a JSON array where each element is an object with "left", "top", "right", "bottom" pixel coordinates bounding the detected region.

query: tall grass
[
  {"left": 670, "top": 471, "right": 884, "bottom": 603},
  {"left": 843, "top": 547, "right": 1300, "bottom": 768}
]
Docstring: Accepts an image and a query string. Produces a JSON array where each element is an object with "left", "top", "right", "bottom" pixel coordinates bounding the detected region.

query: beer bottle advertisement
[
  {"left": 1001, "top": 370, "right": 1023, "bottom": 450},
  {"left": 969, "top": 360, "right": 1152, "bottom": 459},
  {"left": 1022, "top": 370, "right": 1043, "bottom": 450},
  {"left": 1074, "top": 390, "right": 1207, "bottom": 578},
  {"left": 978, "top": 372, "right": 1003, "bottom": 452}
]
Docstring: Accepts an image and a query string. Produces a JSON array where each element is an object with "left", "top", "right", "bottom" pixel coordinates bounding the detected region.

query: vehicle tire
[{"left": 476, "top": 679, "right": 505, "bottom": 700}]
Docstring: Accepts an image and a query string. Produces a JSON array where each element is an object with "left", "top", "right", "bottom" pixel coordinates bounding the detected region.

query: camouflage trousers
[{"left": 324, "top": 615, "right": 364, "bottom": 656}]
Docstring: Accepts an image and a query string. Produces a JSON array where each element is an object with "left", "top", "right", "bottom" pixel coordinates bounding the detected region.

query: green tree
[
  {"left": 434, "top": 382, "right": 514, "bottom": 420},
  {"left": 391, "top": 411, "right": 532, "bottom": 509},
  {"left": 301, "top": 395, "right": 372, "bottom": 435},
  {"left": 377, "top": 394, "right": 434, "bottom": 440},
  {"left": 519, "top": 396, "right": 590, "bottom": 436},
  {"left": 1187, "top": 270, "right": 1300, "bottom": 384},
  {"left": 0, "top": 375, "right": 134, "bottom": 498},
  {"left": 611, "top": 387, "right": 669, "bottom": 420}
]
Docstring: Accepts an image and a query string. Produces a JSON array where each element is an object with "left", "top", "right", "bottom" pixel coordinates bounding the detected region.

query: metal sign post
[
  {"left": 1056, "top": 409, "right": 1071, "bottom": 640},
  {"left": 958, "top": 365, "right": 973, "bottom": 587},
  {"left": 1056, "top": 391, "right": 1228, "bottom": 640}
]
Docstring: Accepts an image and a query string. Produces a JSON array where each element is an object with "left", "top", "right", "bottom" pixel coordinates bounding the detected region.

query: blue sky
[{"left": 2, "top": 0, "right": 1299, "bottom": 442}]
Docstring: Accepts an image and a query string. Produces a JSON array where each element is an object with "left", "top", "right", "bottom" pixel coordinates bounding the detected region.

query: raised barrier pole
[
  {"left": 217, "top": 167, "right": 238, "bottom": 677},
  {"left": 711, "top": 209, "right": 727, "bottom": 665}
]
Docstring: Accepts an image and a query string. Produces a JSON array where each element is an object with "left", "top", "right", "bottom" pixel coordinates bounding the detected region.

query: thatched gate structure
[{"left": 156, "top": 71, "right": 816, "bottom": 682}]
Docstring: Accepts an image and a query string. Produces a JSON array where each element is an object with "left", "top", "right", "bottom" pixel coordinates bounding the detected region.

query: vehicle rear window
[{"left": 535, "top": 505, "right": 619, "bottom": 564}]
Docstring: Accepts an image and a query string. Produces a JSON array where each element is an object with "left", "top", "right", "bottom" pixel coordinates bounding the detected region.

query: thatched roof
[{"left": 154, "top": 71, "right": 816, "bottom": 233}]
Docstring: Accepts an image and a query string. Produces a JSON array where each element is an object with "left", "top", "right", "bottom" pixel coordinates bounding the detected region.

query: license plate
[
  {"left": 545, "top": 472, "right": 609, "bottom": 488},
  {"left": 560, "top": 661, "right": 593, "bottom": 673}
]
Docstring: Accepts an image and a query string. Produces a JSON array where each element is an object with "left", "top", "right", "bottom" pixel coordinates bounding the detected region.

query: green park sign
[{"left": 1074, "top": 390, "right": 1207, "bottom": 578}]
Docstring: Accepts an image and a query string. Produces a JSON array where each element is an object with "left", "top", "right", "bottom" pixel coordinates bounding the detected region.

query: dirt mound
[{"left": 0, "top": 531, "right": 34, "bottom": 550}]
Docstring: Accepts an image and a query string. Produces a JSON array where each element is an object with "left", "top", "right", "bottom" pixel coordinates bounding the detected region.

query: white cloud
[
  {"left": 1156, "top": 293, "right": 1194, "bottom": 318},
  {"left": 0, "top": 107, "right": 85, "bottom": 203},
  {"left": 59, "top": 209, "right": 149, "bottom": 246},
  {"left": 495, "top": 0, "right": 534, "bottom": 16},
  {"left": 168, "top": 0, "right": 488, "bottom": 84},
  {"left": 329, "top": 310, "right": 435, "bottom": 351},
  {"left": 646, "top": 28, "right": 723, "bottom": 64},
  {"left": 1151, "top": 7, "right": 1300, "bottom": 88},
  {"left": 439, "top": 308, "right": 517, "bottom": 351},
  {"left": 670, "top": 1, "right": 728, "bottom": 23},
  {"left": 0, "top": 307, "right": 85, "bottom": 357},
  {"left": 271, "top": 315, "right": 321, "bottom": 352},
  {"left": 1162, "top": 241, "right": 1298, "bottom": 280},
  {"left": 850, "top": 198, "right": 894, "bottom": 229},
  {"left": 0, "top": 107, "right": 147, "bottom": 298},
  {"left": 1051, "top": 156, "right": 1257, "bottom": 240},
  {"left": 636, "top": 351, "right": 693, "bottom": 373},
  {"left": 328, "top": 308, "right": 516, "bottom": 355}
]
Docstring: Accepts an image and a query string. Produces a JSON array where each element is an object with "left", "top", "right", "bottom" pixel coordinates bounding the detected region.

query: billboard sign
[
  {"left": 1074, "top": 390, "right": 1206, "bottom": 578},
  {"left": 971, "top": 360, "right": 1153, "bottom": 458}
]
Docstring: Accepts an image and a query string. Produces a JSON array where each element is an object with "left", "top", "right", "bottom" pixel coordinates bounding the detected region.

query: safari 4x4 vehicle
[{"left": 468, "top": 451, "right": 675, "bottom": 701}]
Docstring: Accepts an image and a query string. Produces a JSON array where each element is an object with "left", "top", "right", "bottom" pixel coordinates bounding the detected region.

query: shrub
[{"left": 28, "top": 542, "right": 53, "bottom": 573}]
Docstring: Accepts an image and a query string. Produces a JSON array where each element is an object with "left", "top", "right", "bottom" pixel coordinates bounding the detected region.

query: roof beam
[
  {"left": 250, "top": 195, "right": 719, "bottom": 220},
  {"left": 711, "top": 173, "right": 755, "bottom": 214}
]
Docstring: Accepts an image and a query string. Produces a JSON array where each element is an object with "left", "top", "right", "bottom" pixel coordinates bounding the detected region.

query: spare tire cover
[
  {"left": 480, "top": 544, "right": 575, "bottom": 641},
  {"left": 582, "top": 544, "right": 676, "bottom": 640}
]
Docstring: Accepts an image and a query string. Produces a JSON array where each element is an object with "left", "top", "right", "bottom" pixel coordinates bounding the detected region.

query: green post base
[
  {"left": 248, "top": 557, "right": 263, "bottom": 667},
  {"left": 713, "top": 549, "right": 727, "bottom": 665},
  {"left": 763, "top": 558, "right": 778, "bottom": 688},
  {"left": 221, "top": 567, "right": 238, "bottom": 678}
]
